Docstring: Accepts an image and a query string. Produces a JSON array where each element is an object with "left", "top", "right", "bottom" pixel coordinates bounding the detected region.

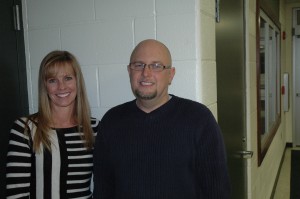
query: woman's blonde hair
[{"left": 29, "top": 50, "right": 94, "bottom": 152}]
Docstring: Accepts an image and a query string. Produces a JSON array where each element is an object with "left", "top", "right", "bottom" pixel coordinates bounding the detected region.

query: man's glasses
[{"left": 128, "top": 62, "right": 171, "bottom": 72}]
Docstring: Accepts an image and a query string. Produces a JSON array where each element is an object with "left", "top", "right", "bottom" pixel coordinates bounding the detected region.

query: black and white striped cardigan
[{"left": 6, "top": 117, "right": 99, "bottom": 199}]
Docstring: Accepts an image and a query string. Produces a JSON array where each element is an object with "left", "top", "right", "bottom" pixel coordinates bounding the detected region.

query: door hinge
[
  {"left": 13, "top": 5, "right": 21, "bottom": 31},
  {"left": 292, "top": 28, "right": 295, "bottom": 36}
]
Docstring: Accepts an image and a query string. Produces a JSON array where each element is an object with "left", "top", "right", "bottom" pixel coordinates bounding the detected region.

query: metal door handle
[
  {"left": 235, "top": 151, "right": 253, "bottom": 159},
  {"left": 13, "top": 5, "right": 21, "bottom": 31}
]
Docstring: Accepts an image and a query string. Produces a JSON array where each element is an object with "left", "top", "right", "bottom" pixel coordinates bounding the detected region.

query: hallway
[{"left": 273, "top": 147, "right": 300, "bottom": 199}]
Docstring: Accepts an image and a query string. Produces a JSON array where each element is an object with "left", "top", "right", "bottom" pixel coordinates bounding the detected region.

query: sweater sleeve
[
  {"left": 6, "top": 118, "right": 33, "bottom": 199},
  {"left": 93, "top": 123, "right": 115, "bottom": 199},
  {"left": 195, "top": 112, "right": 231, "bottom": 199}
]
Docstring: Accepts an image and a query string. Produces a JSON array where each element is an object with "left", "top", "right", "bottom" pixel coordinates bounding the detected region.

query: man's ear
[{"left": 168, "top": 67, "right": 176, "bottom": 85}]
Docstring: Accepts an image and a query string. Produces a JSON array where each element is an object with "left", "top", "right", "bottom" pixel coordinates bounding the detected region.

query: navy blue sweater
[{"left": 93, "top": 95, "right": 230, "bottom": 199}]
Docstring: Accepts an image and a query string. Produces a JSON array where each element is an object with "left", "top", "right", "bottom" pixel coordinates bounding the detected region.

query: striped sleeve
[{"left": 6, "top": 118, "right": 32, "bottom": 199}]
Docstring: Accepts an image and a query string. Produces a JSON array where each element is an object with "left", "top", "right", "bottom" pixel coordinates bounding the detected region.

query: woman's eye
[
  {"left": 48, "top": 79, "right": 56, "bottom": 83},
  {"left": 65, "top": 76, "right": 73, "bottom": 81}
]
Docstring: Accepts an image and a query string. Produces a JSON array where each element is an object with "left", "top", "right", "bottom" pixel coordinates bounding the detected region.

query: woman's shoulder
[
  {"left": 13, "top": 115, "right": 37, "bottom": 129},
  {"left": 90, "top": 117, "right": 100, "bottom": 133},
  {"left": 9, "top": 116, "right": 36, "bottom": 142},
  {"left": 90, "top": 117, "right": 100, "bottom": 125}
]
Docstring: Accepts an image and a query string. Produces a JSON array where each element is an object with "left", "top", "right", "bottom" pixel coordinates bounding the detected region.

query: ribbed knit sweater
[
  {"left": 93, "top": 95, "right": 230, "bottom": 199},
  {"left": 6, "top": 117, "right": 99, "bottom": 199}
]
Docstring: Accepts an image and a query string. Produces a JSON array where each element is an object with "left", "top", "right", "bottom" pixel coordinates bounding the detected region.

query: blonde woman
[{"left": 6, "top": 50, "right": 99, "bottom": 199}]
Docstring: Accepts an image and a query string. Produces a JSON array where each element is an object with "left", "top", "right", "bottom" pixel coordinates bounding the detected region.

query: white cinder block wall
[{"left": 22, "top": 0, "right": 218, "bottom": 120}]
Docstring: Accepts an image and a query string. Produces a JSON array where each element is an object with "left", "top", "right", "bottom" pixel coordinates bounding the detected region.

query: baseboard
[{"left": 270, "top": 143, "right": 290, "bottom": 199}]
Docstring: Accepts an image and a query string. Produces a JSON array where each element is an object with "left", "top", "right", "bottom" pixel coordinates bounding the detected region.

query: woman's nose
[{"left": 58, "top": 81, "right": 66, "bottom": 89}]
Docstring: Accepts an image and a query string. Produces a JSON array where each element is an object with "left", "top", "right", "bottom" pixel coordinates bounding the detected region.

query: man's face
[{"left": 128, "top": 41, "right": 175, "bottom": 103}]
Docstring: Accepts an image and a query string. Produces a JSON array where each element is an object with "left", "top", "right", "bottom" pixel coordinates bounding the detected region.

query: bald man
[{"left": 93, "top": 39, "right": 231, "bottom": 199}]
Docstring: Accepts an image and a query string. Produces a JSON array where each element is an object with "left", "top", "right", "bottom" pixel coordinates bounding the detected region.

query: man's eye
[
  {"left": 152, "top": 63, "right": 163, "bottom": 69},
  {"left": 134, "top": 63, "right": 144, "bottom": 68}
]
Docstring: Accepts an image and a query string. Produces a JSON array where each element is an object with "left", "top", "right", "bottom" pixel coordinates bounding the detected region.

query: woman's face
[{"left": 46, "top": 64, "right": 77, "bottom": 110}]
